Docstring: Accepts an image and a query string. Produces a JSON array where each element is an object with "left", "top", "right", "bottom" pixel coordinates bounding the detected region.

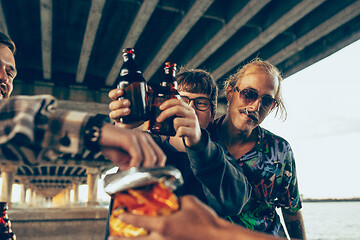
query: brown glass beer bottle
[
  {"left": 0, "top": 202, "right": 16, "bottom": 240},
  {"left": 149, "top": 62, "right": 181, "bottom": 136},
  {"left": 116, "top": 48, "right": 150, "bottom": 124}
]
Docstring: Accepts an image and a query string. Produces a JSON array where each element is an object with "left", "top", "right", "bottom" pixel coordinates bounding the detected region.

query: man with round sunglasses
[
  {"left": 203, "top": 58, "right": 305, "bottom": 239},
  {"left": 107, "top": 68, "right": 251, "bottom": 233},
  {"left": 234, "top": 87, "right": 277, "bottom": 110}
]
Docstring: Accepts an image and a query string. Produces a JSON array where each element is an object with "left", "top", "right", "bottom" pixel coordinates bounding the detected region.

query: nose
[
  {"left": 247, "top": 98, "right": 261, "bottom": 112},
  {"left": 0, "top": 67, "right": 9, "bottom": 84}
]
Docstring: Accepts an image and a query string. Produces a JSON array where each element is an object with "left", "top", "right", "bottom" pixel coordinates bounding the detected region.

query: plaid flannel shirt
[{"left": 0, "top": 95, "right": 93, "bottom": 165}]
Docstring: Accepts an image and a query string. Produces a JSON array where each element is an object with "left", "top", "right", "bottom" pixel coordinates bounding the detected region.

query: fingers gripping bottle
[
  {"left": 116, "top": 48, "right": 150, "bottom": 124},
  {"left": 149, "top": 62, "right": 181, "bottom": 136}
]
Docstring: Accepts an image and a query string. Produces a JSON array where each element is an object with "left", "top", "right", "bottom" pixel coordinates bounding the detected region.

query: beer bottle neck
[{"left": 122, "top": 58, "right": 139, "bottom": 73}]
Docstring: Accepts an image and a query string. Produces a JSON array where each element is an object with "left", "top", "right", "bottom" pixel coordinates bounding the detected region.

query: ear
[{"left": 226, "top": 86, "right": 234, "bottom": 102}]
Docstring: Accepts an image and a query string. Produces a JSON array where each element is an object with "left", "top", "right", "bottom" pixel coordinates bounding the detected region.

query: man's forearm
[
  {"left": 186, "top": 129, "right": 251, "bottom": 216},
  {"left": 283, "top": 209, "right": 306, "bottom": 239},
  {"left": 286, "top": 220, "right": 306, "bottom": 239},
  {"left": 0, "top": 95, "right": 101, "bottom": 165}
]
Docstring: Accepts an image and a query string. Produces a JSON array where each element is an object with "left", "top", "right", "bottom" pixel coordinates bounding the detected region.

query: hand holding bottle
[
  {"left": 108, "top": 88, "right": 145, "bottom": 129},
  {"left": 155, "top": 98, "right": 202, "bottom": 148},
  {"left": 114, "top": 48, "right": 150, "bottom": 125},
  {"left": 149, "top": 62, "right": 181, "bottom": 136}
]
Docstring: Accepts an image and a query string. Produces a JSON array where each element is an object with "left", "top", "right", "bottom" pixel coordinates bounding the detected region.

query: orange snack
[
  {"left": 109, "top": 181, "right": 179, "bottom": 237},
  {"left": 104, "top": 167, "right": 183, "bottom": 238}
]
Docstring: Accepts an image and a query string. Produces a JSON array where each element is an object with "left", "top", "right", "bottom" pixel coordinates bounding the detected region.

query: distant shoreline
[{"left": 303, "top": 197, "right": 360, "bottom": 202}]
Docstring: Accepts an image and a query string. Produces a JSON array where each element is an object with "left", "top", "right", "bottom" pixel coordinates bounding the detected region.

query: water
[{"left": 301, "top": 201, "right": 360, "bottom": 240}]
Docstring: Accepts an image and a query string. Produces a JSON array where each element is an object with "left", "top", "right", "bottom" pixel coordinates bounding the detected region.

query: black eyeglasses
[
  {"left": 234, "top": 87, "right": 277, "bottom": 110},
  {"left": 180, "top": 96, "right": 211, "bottom": 111}
]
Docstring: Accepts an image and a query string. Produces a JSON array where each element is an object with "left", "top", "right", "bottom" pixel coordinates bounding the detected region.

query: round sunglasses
[{"left": 234, "top": 87, "right": 277, "bottom": 110}]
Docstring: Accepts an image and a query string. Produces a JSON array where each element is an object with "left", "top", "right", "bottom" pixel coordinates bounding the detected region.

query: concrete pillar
[
  {"left": 31, "top": 190, "right": 46, "bottom": 207},
  {"left": 64, "top": 188, "right": 70, "bottom": 206},
  {"left": 32, "top": 191, "right": 37, "bottom": 207},
  {"left": 19, "top": 183, "right": 27, "bottom": 206},
  {"left": 72, "top": 183, "right": 79, "bottom": 206},
  {"left": 37, "top": 194, "right": 45, "bottom": 207},
  {"left": 86, "top": 168, "right": 100, "bottom": 206},
  {"left": 52, "top": 189, "right": 69, "bottom": 207},
  {"left": 27, "top": 188, "right": 32, "bottom": 206},
  {"left": 0, "top": 164, "right": 17, "bottom": 206}
]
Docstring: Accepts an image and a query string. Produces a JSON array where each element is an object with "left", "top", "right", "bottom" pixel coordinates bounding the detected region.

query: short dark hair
[
  {"left": 176, "top": 68, "right": 218, "bottom": 117},
  {"left": 0, "top": 32, "right": 16, "bottom": 54}
]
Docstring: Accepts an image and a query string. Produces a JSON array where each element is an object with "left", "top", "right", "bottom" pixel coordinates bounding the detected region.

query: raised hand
[
  {"left": 108, "top": 88, "right": 145, "bottom": 129},
  {"left": 156, "top": 98, "right": 202, "bottom": 148}
]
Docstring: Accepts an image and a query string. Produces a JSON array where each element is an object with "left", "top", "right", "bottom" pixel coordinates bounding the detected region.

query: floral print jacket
[{"left": 207, "top": 115, "right": 302, "bottom": 237}]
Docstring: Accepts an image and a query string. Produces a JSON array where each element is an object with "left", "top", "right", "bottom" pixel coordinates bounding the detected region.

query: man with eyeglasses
[
  {"left": 107, "top": 68, "right": 251, "bottom": 229},
  {"left": 204, "top": 58, "right": 305, "bottom": 239}
]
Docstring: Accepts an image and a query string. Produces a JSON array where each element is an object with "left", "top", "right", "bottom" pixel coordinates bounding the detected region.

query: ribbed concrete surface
[{"left": 8, "top": 207, "right": 108, "bottom": 240}]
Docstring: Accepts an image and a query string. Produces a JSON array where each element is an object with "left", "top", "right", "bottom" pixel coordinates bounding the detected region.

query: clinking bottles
[
  {"left": 0, "top": 202, "right": 16, "bottom": 240},
  {"left": 149, "top": 62, "right": 181, "bottom": 136},
  {"left": 116, "top": 48, "right": 150, "bottom": 124}
]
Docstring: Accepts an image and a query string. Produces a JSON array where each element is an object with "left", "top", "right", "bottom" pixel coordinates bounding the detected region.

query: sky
[
  {"left": 261, "top": 39, "right": 360, "bottom": 199},
  {"left": 4, "top": 39, "right": 360, "bottom": 203}
]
